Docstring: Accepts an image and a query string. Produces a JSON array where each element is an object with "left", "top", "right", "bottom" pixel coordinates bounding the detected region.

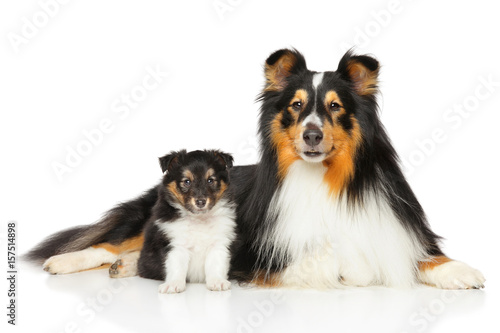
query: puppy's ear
[
  {"left": 159, "top": 150, "right": 186, "bottom": 174},
  {"left": 337, "top": 50, "right": 379, "bottom": 96},
  {"left": 264, "top": 48, "right": 307, "bottom": 92},
  {"left": 214, "top": 151, "right": 234, "bottom": 169}
]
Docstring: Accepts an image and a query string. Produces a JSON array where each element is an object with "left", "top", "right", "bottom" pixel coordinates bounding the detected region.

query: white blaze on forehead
[
  {"left": 312, "top": 72, "right": 324, "bottom": 90},
  {"left": 305, "top": 72, "right": 325, "bottom": 127}
]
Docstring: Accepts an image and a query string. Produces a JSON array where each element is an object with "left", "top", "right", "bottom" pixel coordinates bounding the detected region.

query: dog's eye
[
  {"left": 330, "top": 102, "right": 341, "bottom": 112},
  {"left": 182, "top": 179, "right": 191, "bottom": 187},
  {"left": 291, "top": 101, "right": 302, "bottom": 111},
  {"left": 207, "top": 178, "right": 215, "bottom": 185}
]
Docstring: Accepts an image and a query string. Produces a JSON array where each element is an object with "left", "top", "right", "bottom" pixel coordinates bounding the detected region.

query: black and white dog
[{"left": 137, "top": 150, "right": 236, "bottom": 293}]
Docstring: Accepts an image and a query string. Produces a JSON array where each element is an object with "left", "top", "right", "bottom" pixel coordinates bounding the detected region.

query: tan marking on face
[
  {"left": 271, "top": 87, "right": 361, "bottom": 187},
  {"left": 205, "top": 168, "right": 215, "bottom": 180},
  {"left": 270, "top": 89, "right": 311, "bottom": 179},
  {"left": 290, "top": 89, "right": 308, "bottom": 108},
  {"left": 182, "top": 169, "right": 194, "bottom": 181},
  {"left": 270, "top": 112, "right": 301, "bottom": 179},
  {"left": 324, "top": 91, "right": 345, "bottom": 115},
  {"left": 322, "top": 114, "right": 362, "bottom": 196},
  {"left": 92, "top": 233, "right": 144, "bottom": 255},
  {"left": 167, "top": 181, "right": 184, "bottom": 204},
  {"left": 216, "top": 180, "right": 228, "bottom": 201}
]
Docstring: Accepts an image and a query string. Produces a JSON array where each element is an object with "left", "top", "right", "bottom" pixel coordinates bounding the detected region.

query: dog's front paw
[
  {"left": 423, "top": 261, "right": 485, "bottom": 289},
  {"left": 206, "top": 278, "right": 231, "bottom": 291},
  {"left": 159, "top": 280, "right": 186, "bottom": 294}
]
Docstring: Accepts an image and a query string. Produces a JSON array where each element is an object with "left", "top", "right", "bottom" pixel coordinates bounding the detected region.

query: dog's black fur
[{"left": 26, "top": 48, "right": 484, "bottom": 290}]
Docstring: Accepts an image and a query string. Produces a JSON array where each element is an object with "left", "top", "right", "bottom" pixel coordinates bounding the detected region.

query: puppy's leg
[
  {"left": 43, "top": 247, "right": 117, "bottom": 275},
  {"left": 419, "top": 256, "right": 485, "bottom": 289},
  {"left": 109, "top": 250, "right": 140, "bottom": 278},
  {"left": 205, "top": 246, "right": 231, "bottom": 291},
  {"left": 158, "top": 248, "right": 189, "bottom": 294}
]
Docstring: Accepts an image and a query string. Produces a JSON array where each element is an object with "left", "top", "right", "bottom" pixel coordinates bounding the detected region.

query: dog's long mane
[{"left": 230, "top": 49, "right": 443, "bottom": 282}]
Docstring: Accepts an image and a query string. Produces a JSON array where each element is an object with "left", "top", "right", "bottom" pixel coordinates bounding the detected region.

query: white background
[{"left": 1, "top": 0, "right": 499, "bottom": 332}]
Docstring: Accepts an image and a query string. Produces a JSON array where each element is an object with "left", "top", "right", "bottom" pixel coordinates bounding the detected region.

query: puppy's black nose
[
  {"left": 303, "top": 129, "right": 323, "bottom": 146},
  {"left": 195, "top": 199, "right": 207, "bottom": 208}
]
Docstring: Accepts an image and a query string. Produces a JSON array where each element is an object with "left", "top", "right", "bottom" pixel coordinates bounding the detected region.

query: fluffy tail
[{"left": 24, "top": 185, "right": 159, "bottom": 263}]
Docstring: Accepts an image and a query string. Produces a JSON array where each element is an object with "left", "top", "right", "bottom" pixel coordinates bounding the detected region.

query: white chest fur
[
  {"left": 158, "top": 200, "right": 236, "bottom": 284},
  {"left": 265, "top": 160, "right": 425, "bottom": 288}
]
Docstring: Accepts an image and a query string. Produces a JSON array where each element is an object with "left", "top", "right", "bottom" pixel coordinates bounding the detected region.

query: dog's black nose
[
  {"left": 195, "top": 199, "right": 207, "bottom": 208},
  {"left": 303, "top": 129, "right": 323, "bottom": 146}
]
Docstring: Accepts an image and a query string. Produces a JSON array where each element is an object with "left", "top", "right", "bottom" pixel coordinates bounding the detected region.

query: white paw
[
  {"left": 159, "top": 280, "right": 186, "bottom": 294},
  {"left": 423, "top": 261, "right": 485, "bottom": 289},
  {"left": 43, "top": 254, "right": 78, "bottom": 275},
  {"left": 206, "top": 279, "right": 231, "bottom": 291}
]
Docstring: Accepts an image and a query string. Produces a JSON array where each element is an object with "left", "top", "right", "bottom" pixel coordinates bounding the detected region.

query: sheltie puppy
[
  {"left": 135, "top": 150, "right": 236, "bottom": 293},
  {"left": 33, "top": 150, "right": 236, "bottom": 294},
  {"left": 27, "top": 49, "right": 485, "bottom": 290}
]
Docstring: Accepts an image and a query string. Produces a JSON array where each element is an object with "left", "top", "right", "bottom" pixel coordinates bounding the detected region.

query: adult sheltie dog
[{"left": 27, "top": 48, "right": 485, "bottom": 289}]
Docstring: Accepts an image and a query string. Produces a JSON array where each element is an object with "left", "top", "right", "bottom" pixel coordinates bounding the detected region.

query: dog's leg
[
  {"left": 158, "top": 248, "right": 189, "bottom": 294},
  {"left": 418, "top": 256, "right": 485, "bottom": 289},
  {"left": 43, "top": 234, "right": 144, "bottom": 275},
  {"left": 43, "top": 247, "right": 117, "bottom": 274},
  {"left": 109, "top": 250, "right": 140, "bottom": 278},
  {"left": 205, "top": 246, "right": 231, "bottom": 291}
]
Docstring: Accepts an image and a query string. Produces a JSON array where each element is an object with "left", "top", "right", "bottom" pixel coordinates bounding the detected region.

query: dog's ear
[
  {"left": 214, "top": 151, "right": 234, "bottom": 169},
  {"left": 159, "top": 150, "right": 186, "bottom": 174},
  {"left": 337, "top": 50, "right": 379, "bottom": 96},
  {"left": 264, "top": 48, "right": 307, "bottom": 92}
]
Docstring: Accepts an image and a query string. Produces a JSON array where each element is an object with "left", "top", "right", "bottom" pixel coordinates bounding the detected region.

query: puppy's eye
[
  {"left": 207, "top": 178, "right": 215, "bottom": 185},
  {"left": 182, "top": 179, "right": 191, "bottom": 187},
  {"left": 291, "top": 101, "right": 302, "bottom": 111},
  {"left": 330, "top": 102, "right": 341, "bottom": 112}
]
